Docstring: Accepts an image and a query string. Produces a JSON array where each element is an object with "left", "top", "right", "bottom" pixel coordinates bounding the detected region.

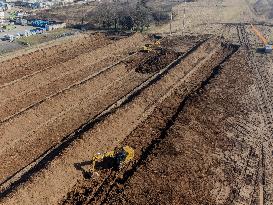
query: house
[
  {"left": 0, "top": 2, "right": 9, "bottom": 11},
  {"left": 45, "top": 22, "right": 66, "bottom": 31}
]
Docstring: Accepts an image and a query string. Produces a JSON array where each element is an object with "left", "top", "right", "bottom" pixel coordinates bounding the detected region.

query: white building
[
  {"left": 7, "top": 0, "right": 75, "bottom": 7},
  {"left": 0, "top": 1, "right": 10, "bottom": 11},
  {"left": 0, "top": 11, "right": 4, "bottom": 19}
]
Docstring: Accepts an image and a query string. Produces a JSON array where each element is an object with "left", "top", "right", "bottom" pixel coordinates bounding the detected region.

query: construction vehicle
[
  {"left": 141, "top": 40, "right": 161, "bottom": 53},
  {"left": 251, "top": 24, "right": 272, "bottom": 53},
  {"left": 141, "top": 34, "right": 163, "bottom": 53},
  {"left": 90, "top": 146, "right": 134, "bottom": 175},
  {"left": 1, "top": 34, "right": 14, "bottom": 42}
]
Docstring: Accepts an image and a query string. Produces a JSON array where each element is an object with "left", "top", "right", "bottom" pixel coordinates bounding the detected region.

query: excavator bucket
[{"left": 123, "top": 146, "right": 135, "bottom": 163}]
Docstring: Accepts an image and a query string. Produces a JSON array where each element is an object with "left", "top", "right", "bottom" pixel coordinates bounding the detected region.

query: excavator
[
  {"left": 141, "top": 40, "right": 161, "bottom": 53},
  {"left": 141, "top": 34, "right": 163, "bottom": 53},
  {"left": 251, "top": 24, "right": 272, "bottom": 53},
  {"left": 75, "top": 146, "right": 135, "bottom": 178},
  {"left": 91, "top": 146, "right": 134, "bottom": 173}
]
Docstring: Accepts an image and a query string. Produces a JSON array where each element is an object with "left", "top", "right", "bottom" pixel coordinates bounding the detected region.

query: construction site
[{"left": 0, "top": 0, "right": 273, "bottom": 204}]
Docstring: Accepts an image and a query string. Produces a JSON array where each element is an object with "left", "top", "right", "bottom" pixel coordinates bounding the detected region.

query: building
[
  {"left": 0, "top": 11, "right": 4, "bottom": 19},
  {"left": 0, "top": 1, "right": 10, "bottom": 11},
  {"left": 45, "top": 22, "right": 66, "bottom": 31}
]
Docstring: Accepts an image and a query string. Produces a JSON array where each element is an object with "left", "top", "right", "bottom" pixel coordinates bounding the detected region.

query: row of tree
[{"left": 87, "top": 1, "right": 170, "bottom": 32}]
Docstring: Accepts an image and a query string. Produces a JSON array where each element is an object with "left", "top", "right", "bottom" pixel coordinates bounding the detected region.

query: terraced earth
[{"left": 0, "top": 29, "right": 272, "bottom": 205}]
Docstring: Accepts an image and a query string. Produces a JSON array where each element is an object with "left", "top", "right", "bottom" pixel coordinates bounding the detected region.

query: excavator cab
[
  {"left": 265, "top": 45, "right": 273, "bottom": 53},
  {"left": 141, "top": 44, "right": 154, "bottom": 53},
  {"left": 74, "top": 146, "right": 134, "bottom": 179},
  {"left": 91, "top": 146, "right": 134, "bottom": 173}
]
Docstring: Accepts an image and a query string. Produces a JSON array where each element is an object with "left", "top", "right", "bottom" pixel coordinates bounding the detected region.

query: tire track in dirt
[
  {"left": 238, "top": 26, "right": 273, "bottom": 205},
  {"left": 0, "top": 34, "right": 146, "bottom": 122},
  {"left": 60, "top": 39, "right": 237, "bottom": 205},
  {"left": 0, "top": 37, "right": 219, "bottom": 205},
  {"left": 0, "top": 64, "right": 145, "bottom": 184},
  {"left": 0, "top": 36, "right": 196, "bottom": 198},
  {"left": 0, "top": 34, "right": 112, "bottom": 86}
]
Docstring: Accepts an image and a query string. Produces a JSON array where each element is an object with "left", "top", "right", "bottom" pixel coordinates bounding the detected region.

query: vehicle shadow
[
  {"left": 74, "top": 157, "right": 117, "bottom": 179},
  {"left": 74, "top": 161, "right": 93, "bottom": 179}
]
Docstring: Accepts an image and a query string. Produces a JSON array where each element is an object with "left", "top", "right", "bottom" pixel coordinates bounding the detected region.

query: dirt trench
[
  {"left": 102, "top": 50, "right": 264, "bottom": 205},
  {"left": 61, "top": 41, "right": 238, "bottom": 205},
  {"left": 0, "top": 37, "right": 220, "bottom": 205},
  {"left": 0, "top": 33, "right": 192, "bottom": 198}
]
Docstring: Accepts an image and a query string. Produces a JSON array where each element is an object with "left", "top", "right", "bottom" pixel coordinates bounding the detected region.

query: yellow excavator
[
  {"left": 251, "top": 24, "right": 272, "bottom": 53},
  {"left": 91, "top": 146, "right": 134, "bottom": 175},
  {"left": 141, "top": 40, "right": 161, "bottom": 53},
  {"left": 141, "top": 34, "right": 163, "bottom": 53},
  {"left": 75, "top": 146, "right": 134, "bottom": 178}
]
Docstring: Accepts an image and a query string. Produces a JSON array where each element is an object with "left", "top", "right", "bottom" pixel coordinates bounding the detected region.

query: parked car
[{"left": 2, "top": 34, "right": 15, "bottom": 42}]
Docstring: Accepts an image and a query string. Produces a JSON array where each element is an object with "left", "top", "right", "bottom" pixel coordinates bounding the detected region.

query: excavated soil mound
[
  {"left": 137, "top": 50, "right": 180, "bottom": 74},
  {"left": 127, "top": 49, "right": 180, "bottom": 74}
]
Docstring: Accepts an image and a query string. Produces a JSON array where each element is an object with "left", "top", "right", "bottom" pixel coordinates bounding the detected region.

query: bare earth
[{"left": 0, "top": 0, "right": 273, "bottom": 204}]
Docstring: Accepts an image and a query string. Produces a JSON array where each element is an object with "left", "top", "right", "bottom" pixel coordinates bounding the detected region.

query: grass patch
[{"left": 16, "top": 28, "right": 74, "bottom": 46}]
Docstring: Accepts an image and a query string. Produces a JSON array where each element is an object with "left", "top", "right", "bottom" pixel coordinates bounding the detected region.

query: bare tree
[
  {"left": 87, "top": 0, "right": 166, "bottom": 32},
  {"left": 131, "top": 1, "right": 152, "bottom": 31},
  {"left": 91, "top": 2, "right": 117, "bottom": 29}
]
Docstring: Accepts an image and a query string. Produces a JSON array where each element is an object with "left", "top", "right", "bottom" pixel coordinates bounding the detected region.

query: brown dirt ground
[
  {"left": 1, "top": 25, "right": 271, "bottom": 204},
  {"left": 0, "top": 35, "right": 151, "bottom": 184},
  {"left": 0, "top": 37, "right": 224, "bottom": 205},
  {"left": 61, "top": 39, "right": 237, "bottom": 205},
  {"left": 0, "top": 33, "right": 111, "bottom": 85},
  {"left": 0, "top": 0, "right": 271, "bottom": 203},
  {"left": 0, "top": 33, "right": 203, "bottom": 200},
  {"left": 0, "top": 34, "right": 146, "bottom": 122},
  {"left": 0, "top": 33, "right": 149, "bottom": 181},
  {"left": 100, "top": 50, "right": 264, "bottom": 205}
]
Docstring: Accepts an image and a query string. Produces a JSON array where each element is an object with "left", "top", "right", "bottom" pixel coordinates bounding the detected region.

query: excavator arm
[{"left": 251, "top": 24, "right": 269, "bottom": 45}]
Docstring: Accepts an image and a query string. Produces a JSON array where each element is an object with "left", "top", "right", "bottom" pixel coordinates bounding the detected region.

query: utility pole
[
  {"left": 182, "top": 0, "right": 186, "bottom": 36},
  {"left": 182, "top": 8, "right": 185, "bottom": 35},
  {"left": 169, "top": 11, "right": 173, "bottom": 35}
]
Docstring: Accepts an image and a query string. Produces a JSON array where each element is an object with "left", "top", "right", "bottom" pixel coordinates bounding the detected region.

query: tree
[
  {"left": 87, "top": 0, "right": 154, "bottom": 32},
  {"left": 119, "top": 15, "right": 134, "bottom": 30},
  {"left": 132, "top": 2, "right": 152, "bottom": 31},
  {"left": 91, "top": 2, "right": 116, "bottom": 29}
]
